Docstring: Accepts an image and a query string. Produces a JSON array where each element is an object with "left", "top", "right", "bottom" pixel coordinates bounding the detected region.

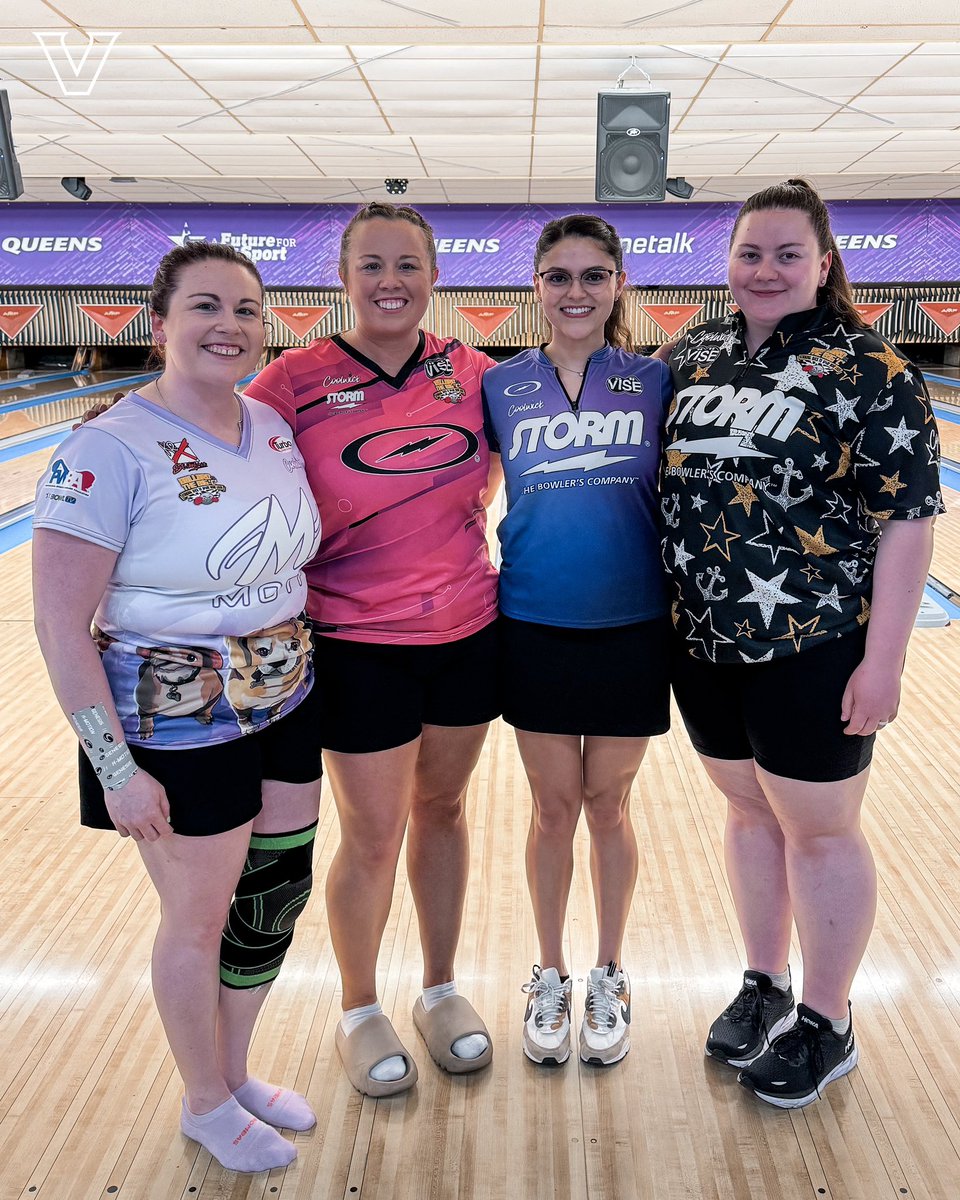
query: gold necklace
[{"left": 154, "top": 377, "right": 243, "bottom": 436}]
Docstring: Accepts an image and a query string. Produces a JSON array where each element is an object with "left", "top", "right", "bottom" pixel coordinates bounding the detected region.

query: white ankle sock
[
  {"left": 421, "top": 981, "right": 489, "bottom": 1060},
  {"left": 765, "top": 968, "right": 791, "bottom": 991},
  {"left": 180, "top": 1095, "right": 296, "bottom": 1172},
  {"left": 340, "top": 1003, "right": 407, "bottom": 1082},
  {"left": 233, "top": 1078, "right": 316, "bottom": 1132}
]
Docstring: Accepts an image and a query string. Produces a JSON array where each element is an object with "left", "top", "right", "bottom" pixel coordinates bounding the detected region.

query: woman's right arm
[{"left": 33, "top": 529, "right": 172, "bottom": 842}]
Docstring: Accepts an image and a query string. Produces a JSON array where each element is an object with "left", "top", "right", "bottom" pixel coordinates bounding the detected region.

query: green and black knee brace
[{"left": 220, "top": 821, "right": 317, "bottom": 989}]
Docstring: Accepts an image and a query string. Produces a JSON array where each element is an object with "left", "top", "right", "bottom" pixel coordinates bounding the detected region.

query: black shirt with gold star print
[{"left": 663, "top": 305, "right": 944, "bottom": 664}]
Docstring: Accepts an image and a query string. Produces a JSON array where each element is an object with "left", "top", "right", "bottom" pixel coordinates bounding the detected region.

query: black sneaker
[
  {"left": 705, "top": 970, "right": 796, "bottom": 1067},
  {"left": 738, "top": 1002, "right": 858, "bottom": 1109}
]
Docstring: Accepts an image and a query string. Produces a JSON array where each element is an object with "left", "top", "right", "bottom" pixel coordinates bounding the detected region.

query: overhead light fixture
[
  {"left": 0, "top": 90, "right": 24, "bottom": 201},
  {"left": 665, "top": 176, "right": 694, "bottom": 200},
  {"left": 385, "top": 178, "right": 408, "bottom": 196},
  {"left": 61, "top": 175, "right": 92, "bottom": 201}
]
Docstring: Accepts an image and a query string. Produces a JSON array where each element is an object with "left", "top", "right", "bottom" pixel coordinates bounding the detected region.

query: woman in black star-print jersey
[{"left": 663, "top": 179, "right": 942, "bottom": 1109}]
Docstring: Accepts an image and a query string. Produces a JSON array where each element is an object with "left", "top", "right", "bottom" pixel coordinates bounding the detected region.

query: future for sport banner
[{"left": 1, "top": 200, "right": 958, "bottom": 289}]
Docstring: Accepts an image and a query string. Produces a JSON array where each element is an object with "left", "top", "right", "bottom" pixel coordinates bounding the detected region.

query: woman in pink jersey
[{"left": 246, "top": 202, "right": 500, "bottom": 1095}]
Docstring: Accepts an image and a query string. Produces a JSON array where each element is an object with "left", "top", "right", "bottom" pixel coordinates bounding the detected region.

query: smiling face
[
  {"left": 339, "top": 217, "right": 438, "bottom": 346},
  {"left": 728, "top": 208, "right": 831, "bottom": 347},
  {"left": 151, "top": 259, "right": 264, "bottom": 387},
  {"left": 533, "top": 235, "right": 625, "bottom": 355}
]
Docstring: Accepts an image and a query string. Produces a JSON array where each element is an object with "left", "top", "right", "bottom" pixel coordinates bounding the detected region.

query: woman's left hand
[{"left": 840, "top": 657, "right": 901, "bottom": 735}]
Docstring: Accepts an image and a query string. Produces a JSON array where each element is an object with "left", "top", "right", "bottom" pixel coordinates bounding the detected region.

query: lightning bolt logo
[
  {"left": 521, "top": 450, "right": 636, "bottom": 476},
  {"left": 379, "top": 433, "right": 449, "bottom": 460}
]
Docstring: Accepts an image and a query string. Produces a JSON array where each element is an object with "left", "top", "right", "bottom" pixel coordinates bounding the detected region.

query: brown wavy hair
[
  {"left": 533, "top": 214, "right": 633, "bottom": 351},
  {"left": 730, "top": 179, "right": 864, "bottom": 329}
]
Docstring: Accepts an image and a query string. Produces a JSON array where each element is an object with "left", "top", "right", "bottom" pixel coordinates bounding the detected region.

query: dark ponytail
[{"left": 730, "top": 179, "right": 863, "bottom": 329}]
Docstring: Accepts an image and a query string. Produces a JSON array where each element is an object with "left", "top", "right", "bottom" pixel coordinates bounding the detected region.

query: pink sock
[
  {"left": 233, "top": 1077, "right": 316, "bottom": 1131},
  {"left": 180, "top": 1096, "right": 297, "bottom": 1172}
]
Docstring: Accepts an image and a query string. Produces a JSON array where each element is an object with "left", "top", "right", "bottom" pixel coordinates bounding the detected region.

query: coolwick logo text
[
  {"left": 323, "top": 374, "right": 361, "bottom": 387},
  {"left": 503, "top": 380, "right": 542, "bottom": 397},
  {"left": 34, "top": 31, "right": 119, "bottom": 97},
  {"left": 606, "top": 376, "right": 644, "bottom": 394}
]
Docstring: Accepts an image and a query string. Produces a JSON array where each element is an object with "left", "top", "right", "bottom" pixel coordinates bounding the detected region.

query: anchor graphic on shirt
[
  {"left": 696, "top": 565, "right": 728, "bottom": 601},
  {"left": 838, "top": 557, "right": 867, "bottom": 585},
  {"left": 661, "top": 494, "right": 680, "bottom": 528},
  {"left": 762, "top": 458, "right": 813, "bottom": 510}
]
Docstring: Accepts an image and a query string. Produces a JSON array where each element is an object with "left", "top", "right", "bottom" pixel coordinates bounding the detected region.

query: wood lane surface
[{"left": 3, "top": 534, "right": 960, "bottom": 1197}]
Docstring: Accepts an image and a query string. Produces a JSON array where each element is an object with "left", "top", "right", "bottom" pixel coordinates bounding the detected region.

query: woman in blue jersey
[{"left": 483, "top": 214, "right": 672, "bottom": 1068}]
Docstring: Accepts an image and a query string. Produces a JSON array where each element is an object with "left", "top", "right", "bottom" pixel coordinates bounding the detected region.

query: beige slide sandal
[
  {"left": 412, "top": 995, "right": 493, "bottom": 1074},
  {"left": 335, "top": 1014, "right": 418, "bottom": 1097}
]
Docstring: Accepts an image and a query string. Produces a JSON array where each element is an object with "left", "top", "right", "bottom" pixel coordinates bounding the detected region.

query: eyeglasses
[{"left": 534, "top": 268, "right": 618, "bottom": 290}]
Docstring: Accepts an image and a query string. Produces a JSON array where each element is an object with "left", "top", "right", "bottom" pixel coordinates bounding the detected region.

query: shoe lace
[
  {"left": 585, "top": 974, "right": 620, "bottom": 1031},
  {"left": 723, "top": 982, "right": 765, "bottom": 1032},
  {"left": 769, "top": 1020, "right": 824, "bottom": 1083},
  {"left": 522, "top": 966, "right": 568, "bottom": 1028}
]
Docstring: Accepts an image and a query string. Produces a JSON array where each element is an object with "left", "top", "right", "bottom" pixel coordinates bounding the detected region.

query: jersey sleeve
[
  {"left": 33, "top": 425, "right": 147, "bottom": 551},
  {"left": 481, "top": 377, "right": 501, "bottom": 454},
  {"left": 244, "top": 353, "right": 297, "bottom": 430},
  {"left": 850, "top": 348, "right": 944, "bottom": 520}
]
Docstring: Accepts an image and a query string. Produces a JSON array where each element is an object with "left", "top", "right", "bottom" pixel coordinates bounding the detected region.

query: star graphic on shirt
[
  {"left": 884, "top": 417, "right": 921, "bottom": 455},
  {"left": 857, "top": 597, "right": 871, "bottom": 625},
  {"left": 867, "top": 344, "right": 910, "bottom": 383},
  {"left": 879, "top": 470, "right": 908, "bottom": 497},
  {"left": 826, "top": 442, "right": 852, "bottom": 482},
  {"left": 822, "top": 491, "right": 852, "bottom": 522},
  {"left": 866, "top": 393, "right": 894, "bottom": 415},
  {"left": 774, "top": 613, "right": 826, "bottom": 652},
  {"left": 795, "top": 524, "right": 838, "bottom": 557},
  {"left": 800, "top": 563, "right": 823, "bottom": 583},
  {"left": 813, "top": 452, "right": 829, "bottom": 470},
  {"left": 665, "top": 449, "right": 690, "bottom": 472},
  {"left": 734, "top": 618, "right": 755, "bottom": 638},
  {"left": 745, "top": 510, "right": 799, "bottom": 566},
  {"left": 926, "top": 434, "right": 940, "bottom": 466},
  {"left": 690, "top": 493, "right": 707, "bottom": 511},
  {"left": 814, "top": 583, "right": 846, "bottom": 612},
  {"left": 719, "top": 330, "right": 739, "bottom": 356},
  {"left": 701, "top": 513, "right": 741, "bottom": 561},
  {"left": 764, "top": 355, "right": 820, "bottom": 395},
  {"left": 826, "top": 388, "right": 858, "bottom": 427},
  {"left": 739, "top": 647, "right": 774, "bottom": 663},
  {"left": 691, "top": 364, "right": 711, "bottom": 382},
  {"left": 673, "top": 540, "right": 695, "bottom": 574},
  {"left": 838, "top": 363, "right": 862, "bottom": 386},
  {"left": 796, "top": 411, "right": 823, "bottom": 444},
  {"left": 687, "top": 607, "right": 734, "bottom": 663},
  {"left": 737, "top": 568, "right": 800, "bottom": 628},
  {"left": 907, "top": 506, "right": 921, "bottom": 518},
  {"left": 849, "top": 428, "right": 880, "bottom": 472},
  {"left": 729, "top": 480, "right": 759, "bottom": 517}
]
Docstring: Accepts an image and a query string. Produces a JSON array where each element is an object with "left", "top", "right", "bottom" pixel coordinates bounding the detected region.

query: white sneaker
[
  {"left": 521, "top": 965, "right": 572, "bottom": 1066},
  {"left": 579, "top": 963, "right": 631, "bottom": 1066}
]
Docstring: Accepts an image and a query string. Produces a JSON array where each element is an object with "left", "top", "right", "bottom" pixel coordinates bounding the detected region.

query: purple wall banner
[{"left": 1, "top": 200, "right": 959, "bottom": 289}]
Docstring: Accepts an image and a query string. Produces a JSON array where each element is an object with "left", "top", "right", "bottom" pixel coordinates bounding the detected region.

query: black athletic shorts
[
  {"left": 312, "top": 620, "right": 501, "bottom": 754},
  {"left": 498, "top": 613, "right": 672, "bottom": 737},
  {"left": 671, "top": 625, "right": 874, "bottom": 783},
  {"left": 79, "top": 683, "right": 323, "bottom": 838}
]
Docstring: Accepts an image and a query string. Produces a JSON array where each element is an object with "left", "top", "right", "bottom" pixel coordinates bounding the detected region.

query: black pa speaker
[
  {"left": 595, "top": 91, "right": 670, "bottom": 203},
  {"left": 0, "top": 91, "right": 24, "bottom": 201}
]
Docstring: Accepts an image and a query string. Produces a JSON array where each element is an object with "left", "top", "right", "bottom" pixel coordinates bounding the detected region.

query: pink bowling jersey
[{"left": 245, "top": 331, "right": 499, "bottom": 644}]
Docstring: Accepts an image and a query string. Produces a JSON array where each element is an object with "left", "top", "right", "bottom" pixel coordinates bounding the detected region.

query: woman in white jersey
[{"left": 34, "top": 242, "right": 322, "bottom": 1172}]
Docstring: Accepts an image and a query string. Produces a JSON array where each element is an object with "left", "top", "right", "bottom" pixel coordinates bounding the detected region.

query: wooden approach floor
[{"left": 3, "top": 522, "right": 960, "bottom": 1197}]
